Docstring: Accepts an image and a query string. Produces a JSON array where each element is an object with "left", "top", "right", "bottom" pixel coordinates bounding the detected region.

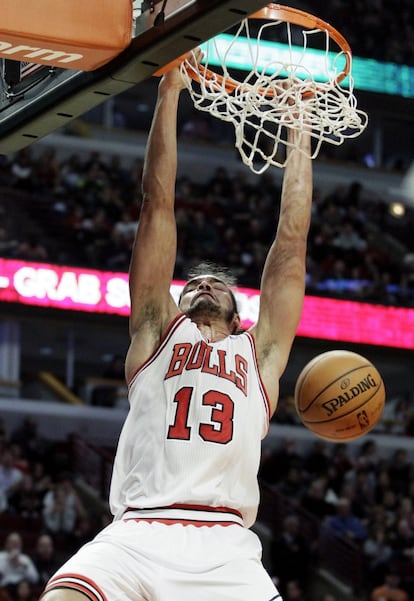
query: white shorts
[{"left": 43, "top": 510, "right": 281, "bottom": 601}]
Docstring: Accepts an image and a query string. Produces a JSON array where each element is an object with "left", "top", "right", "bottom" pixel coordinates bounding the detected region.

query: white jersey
[{"left": 110, "top": 314, "right": 271, "bottom": 528}]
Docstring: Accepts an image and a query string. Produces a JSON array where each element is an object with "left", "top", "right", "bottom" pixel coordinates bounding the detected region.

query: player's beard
[{"left": 186, "top": 297, "right": 234, "bottom": 325}]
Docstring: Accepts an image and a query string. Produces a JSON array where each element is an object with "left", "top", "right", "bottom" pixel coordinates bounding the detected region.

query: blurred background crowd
[
  {"left": 1, "top": 146, "right": 413, "bottom": 308},
  {"left": 2, "top": 415, "right": 414, "bottom": 601}
]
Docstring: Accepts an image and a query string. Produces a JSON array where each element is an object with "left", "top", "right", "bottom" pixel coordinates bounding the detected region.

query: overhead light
[{"left": 389, "top": 202, "right": 406, "bottom": 218}]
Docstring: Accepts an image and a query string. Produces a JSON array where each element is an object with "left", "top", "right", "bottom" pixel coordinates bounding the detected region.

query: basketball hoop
[{"left": 179, "top": 4, "right": 368, "bottom": 174}]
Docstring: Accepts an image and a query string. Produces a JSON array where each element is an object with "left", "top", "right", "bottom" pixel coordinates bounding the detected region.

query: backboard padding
[{"left": 0, "top": 0, "right": 268, "bottom": 154}]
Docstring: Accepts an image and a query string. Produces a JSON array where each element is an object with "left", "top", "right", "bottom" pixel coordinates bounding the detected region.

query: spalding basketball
[{"left": 294, "top": 350, "right": 385, "bottom": 442}]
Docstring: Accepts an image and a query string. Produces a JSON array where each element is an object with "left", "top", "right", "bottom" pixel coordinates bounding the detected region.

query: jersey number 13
[{"left": 167, "top": 386, "right": 234, "bottom": 444}]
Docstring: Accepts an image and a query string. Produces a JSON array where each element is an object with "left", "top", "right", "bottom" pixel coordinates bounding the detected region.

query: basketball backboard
[{"left": 0, "top": 0, "right": 268, "bottom": 154}]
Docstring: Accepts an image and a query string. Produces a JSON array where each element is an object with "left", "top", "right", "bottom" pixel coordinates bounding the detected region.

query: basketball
[{"left": 294, "top": 350, "right": 386, "bottom": 443}]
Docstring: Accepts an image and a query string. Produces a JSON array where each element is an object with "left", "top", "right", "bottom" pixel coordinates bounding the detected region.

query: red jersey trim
[
  {"left": 127, "top": 313, "right": 186, "bottom": 386},
  {"left": 244, "top": 331, "right": 271, "bottom": 427}
]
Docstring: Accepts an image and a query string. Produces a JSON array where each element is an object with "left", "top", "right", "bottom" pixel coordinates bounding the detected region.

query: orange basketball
[{"left": 294, "top": 350, "right": 386, "bottom": 443}]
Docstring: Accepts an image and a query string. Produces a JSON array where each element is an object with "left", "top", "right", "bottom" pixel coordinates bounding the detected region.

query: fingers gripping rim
[
  {"left": 254, "top": 4, "right": 353, "bottom": 87},
  {"left": 171, "top": 3, "right": 353, "bottom": 97}
]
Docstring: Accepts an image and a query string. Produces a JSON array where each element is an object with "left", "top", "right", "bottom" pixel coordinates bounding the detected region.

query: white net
[{"left": 180, "top": 12, "right": 368, "bottom": 174}]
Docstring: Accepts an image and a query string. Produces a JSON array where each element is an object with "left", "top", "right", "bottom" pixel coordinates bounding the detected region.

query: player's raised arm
[
  {"left": 251, "top": 127, "right": 313, "bottom": 414},
  {"left": 125, "top": 67, "right": 186, "bottom": 380}
]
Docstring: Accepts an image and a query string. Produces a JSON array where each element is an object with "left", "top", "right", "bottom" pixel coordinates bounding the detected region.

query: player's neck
[{"left": 194, "top": 320, "right": 231, "bottom": 343}]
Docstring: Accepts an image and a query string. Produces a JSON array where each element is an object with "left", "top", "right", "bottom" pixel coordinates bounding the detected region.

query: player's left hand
[{"left": 161, "top": 47, "right": 204, "bottom": 91}]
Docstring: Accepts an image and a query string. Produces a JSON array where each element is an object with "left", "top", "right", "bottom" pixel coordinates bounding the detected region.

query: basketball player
[{"left": 41, "top": 54, "right": 313, "bottom": 601}]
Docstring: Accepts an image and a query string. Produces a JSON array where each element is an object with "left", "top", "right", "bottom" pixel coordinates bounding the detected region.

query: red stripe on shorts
[
  {"left": 124, "top": 517, "right": 242, "bottom": 527},
  {"left": 44, "top": 573, "right": 108, "bottom": 601},
  {"left": 125, "top": 503, "right": 243, "bottom": 519}
]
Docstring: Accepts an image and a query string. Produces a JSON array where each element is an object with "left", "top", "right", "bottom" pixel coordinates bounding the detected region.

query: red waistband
[
  {"left": 125, "top": 504, "right": 243, "bottom": 518},
  {"left": 122, "top": 503, "right": 244, "bottom": 527},
  {"left": 124, "top": 517, "right": 242, "bottom": 527}
]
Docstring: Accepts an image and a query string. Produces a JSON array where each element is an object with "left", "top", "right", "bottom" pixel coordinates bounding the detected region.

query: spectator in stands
[
  {"left": 318, "top": 594, "right": 338, "bottom": 601},
  {"left": 14, "top": 235, "right": 49, "bottom": 263},
  {"left": 323, "top": 496, "right": 367, "bottom": 544},
  {"left": 8, "top": 473, "right": 42, "bottom": 520},
  {"left": 33, "top": 147, "right": 60, "bottom": 193},
  {"left": 275, "top": 465, "right": 306, "bottom": 501},
  {"left": 0, "top": 449, "right": 23, "bottom": 503},
  {"left": 283, "top": 579, "right": 310, "bottom": 601},
  {"left": 379, "top": 396, "right": 407, "bottom": 433},
  {"left": 389, "top": 518, "right": 414, "bottom": 565},
  {"left": 362, "top": 271, "right": 399, "bottom": 306},
  {"left": 365, "top": 506, "right": 389, "bottom": 543},
  {"left": 356, "top": 439, "right": 381, "bottom": 473},
  {"left": 381, "top": 489, "right": 400, "bottom": 532},
  {"left": 42, "top": 484, "right": 77, "bottom": 536},
  {"left": 112, "top": 209, "right": 138, "bottom": 240},
  {"left": 79, "top": 208, "right": 113, "bottom": 266},
  {"left": 70, "top": 516, "right": 99, "bottom": 554},
  {"left": 374, "top": 466, "right": 392, "bottom": 504},
  {"left": 340, "top": 471, "right": 374, "bottom": 521},
  {"left": 0, "top": 228, "right": 18, "bottom": 258},
  {"left": 0, "top": 532, "right": 39, "bottom": 591},
  {"left": 363, "top": 524, "right": 393, "bottom": 588},
  {"left": 30, "top": 462, "right": 52, "bottom": 504},
  {"left": 10, "top": 418, "right": 47, "bottom": 466},
  {"left": 41, "top": 475, "right": 86, "bottom": 537},
  {"left": 60, "top": 154, "right": 83, "bottom": 191},
  {"left": 97, "top": 228, "right": 133, "bottom": 272},
  {"left": 9, "top": 149, "right": 34, "bottom": 191},
  {"left": 5, "top": 446, "right": 28, "bottom": 482},
  {"left": 270, "top": 515, "right": 312, "bottom": 596},
  {"left": 302, "top": 440, "right": 331, "bottom": 479},
  {"left": 31, "top": 534, "right": 60, "bottom": 591},
  {"left": 326, "top": 450, "right": 351, "bottom": 495},
  {"left": 186, "top": 210, "right": 220, "bottom": 257},
  {"left": 8, "top": 579, "right": 37, "bottom": 601},
  {"left": 387, "top": 449, "right": 412, "bottom": 497},
  {"left": 396, "top": 497, "right": 414, "bottom": 531},
  {"left": 332, "top": 220, "right": 367, "bottom": 253},
  {"left": 301, "top": 478, "right": 336, "bottom": 521},
  {"left": 259, "top": 437, "right": 304, "bottom": 487},
  {"left": 370, "top": 570, "right": 409, "bottom": 601},
  {"left": 332, "top": 444, "right": 355, "bottom": 480},
  {"left": 320, "top": 257, "right": 351, "bottom": 290}
]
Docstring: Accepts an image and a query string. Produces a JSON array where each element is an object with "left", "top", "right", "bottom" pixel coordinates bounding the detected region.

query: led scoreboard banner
[{"left": 0, "top": 258, "right": 413, "bottom": 350}]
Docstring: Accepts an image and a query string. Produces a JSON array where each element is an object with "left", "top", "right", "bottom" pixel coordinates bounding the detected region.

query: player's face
[{"left": 179, "top": 276, "right": 236, "bottom": 320}]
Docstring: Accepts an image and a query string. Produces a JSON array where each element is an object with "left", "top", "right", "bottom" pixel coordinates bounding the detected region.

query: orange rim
[{"left": 155, "top": 3, "right": 352, "bottom": 97}]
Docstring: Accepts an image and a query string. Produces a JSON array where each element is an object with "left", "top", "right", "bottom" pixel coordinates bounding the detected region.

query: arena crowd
[
  {"left": 0, "top": 146, "right": 413, "bottom": 308},
  {"left": 2, "top": 413, "right": 414, "bottom": 600}
]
